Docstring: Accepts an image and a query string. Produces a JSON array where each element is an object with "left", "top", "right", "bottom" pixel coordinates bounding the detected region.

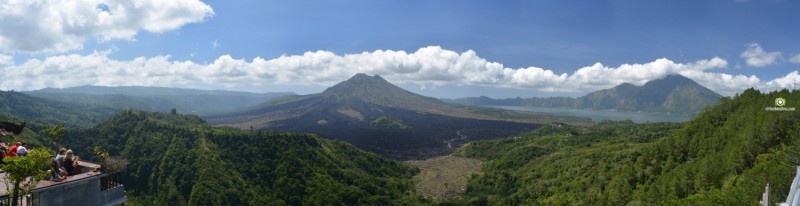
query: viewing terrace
[{"left": 0, "top": 160, "right": 125, "bottom": 206}]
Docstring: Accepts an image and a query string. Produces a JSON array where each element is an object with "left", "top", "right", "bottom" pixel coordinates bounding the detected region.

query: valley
[
  {"left": 204, "top": 73, "right": 570, "bottom": 160},
  {"left": 2, "top": 1, "right": 797, "bottom": 205},
  {"left": 491, "top": 105, "right": 692, "bottom": 123},
  {"left": 444, "top": 130, "right": 469, "bottom": 149},
  {"left": 0, "top": 77, "right": 796, "bottom": 205}
]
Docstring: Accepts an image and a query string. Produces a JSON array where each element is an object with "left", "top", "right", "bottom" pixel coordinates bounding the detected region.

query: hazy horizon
[
  {"left": 1, "top": 0, "right": 799, "bottom": 98},
  {"left": 15, "top": 73, "right": 722, "bottom": 99}
]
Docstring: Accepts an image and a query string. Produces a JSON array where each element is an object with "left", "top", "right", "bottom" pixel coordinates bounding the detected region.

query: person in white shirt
[
  {"left": 16, "top": 142, "right": 27, "bottom": 156},
  {"left": 55, "top": 148, "right": 66, "bottom": 165}
]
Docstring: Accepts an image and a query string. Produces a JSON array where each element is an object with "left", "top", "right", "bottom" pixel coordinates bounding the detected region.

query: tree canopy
[
  {"left": 448, "top": 88, "right": 800, "bottom": 205},
  {"left": 61, "top": 110, "right": 429, "bottom": 205}
]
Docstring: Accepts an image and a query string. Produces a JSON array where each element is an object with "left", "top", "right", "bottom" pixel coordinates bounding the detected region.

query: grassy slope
[{"left": 406, "top": 156, "right": 482, "bottom": 201}]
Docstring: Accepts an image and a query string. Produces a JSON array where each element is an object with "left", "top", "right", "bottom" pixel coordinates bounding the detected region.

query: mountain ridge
[
  {"left": 206, "top": 73, "right": 579, "bottom": 160},
  {"left": 23, "top": 86, "right": 293, "bottom": 116},
  {"left": 446, "top": 74, "right": 723, "bottom": 115},
  {"left": 28, "top": 85, "right": 293, "bottom": 97},
  {"left": 0, "top": 90, "right": 113, "bottom": 128}
]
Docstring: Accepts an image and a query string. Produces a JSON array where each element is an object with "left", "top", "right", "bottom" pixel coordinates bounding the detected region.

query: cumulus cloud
[
  {"left": 762, "top": 71, "right": 800, "bottom": 91},
  {"left": 676, "top": 70, "right": 761, "bottom": 95},
  {"left": 740, "top": 43, "right": 782, "bottom": 67},
  {"left": 790, "top": 54, "right": 800, "bottom": 64},
  {"left": 0, "top": 46, "right": 797, "bottom": 96},
  {"left": 0, "top": 55, "right": 12, "bottom": 67},
  {"left": 0, "top": 0, "right": 213, "bottom": 53}
]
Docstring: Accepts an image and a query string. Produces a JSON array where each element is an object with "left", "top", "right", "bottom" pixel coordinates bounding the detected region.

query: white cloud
[
  {"left": 790, "top": 54, "right": 800, "bottom": 64},
  {"left": 763, "top": 71, "right": 800, "bottom": 91},
  {"left": 740, "top": 43, "right": 781, "bottom": 67},
  {"left": 677, "top": 70, "right": 761, "bottom": 95},
  {"left": 0, "top": 46, "right": 797, "bottom": 96},
  {"left": 0, "top": 55, "right": 12, "bottom": 67},
  {"left": 0, "top": 0, "right": 214, "bottom": 53}
]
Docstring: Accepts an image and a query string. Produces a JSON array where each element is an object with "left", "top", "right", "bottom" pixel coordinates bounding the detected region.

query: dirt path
[
  {"left": 405, "top": 155, "right": 482, "bottom": 201},
  {"left": 444, "top": 130, "right": 469, "bottom": 149}
]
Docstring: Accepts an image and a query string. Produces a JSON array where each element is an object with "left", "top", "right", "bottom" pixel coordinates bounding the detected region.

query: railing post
[{"left": 101, "top": 172, "right": 124, "bottom": 191}]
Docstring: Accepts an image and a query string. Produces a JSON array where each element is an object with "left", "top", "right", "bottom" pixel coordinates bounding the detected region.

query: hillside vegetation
[
  {"left": 7, "top": 84, "right": 798, "bottom": 205},
  {"left": 26, "top": 86, "right": 291, "bottom": 116},
  {"left": 451, "top": 88, "right": 800, "bottom": 205},
  {"left": 61, "top": 110, "right": 429, "bottom": 205},
  {"left": 0, "top": 90, "right": 114, "bottom": 128}
]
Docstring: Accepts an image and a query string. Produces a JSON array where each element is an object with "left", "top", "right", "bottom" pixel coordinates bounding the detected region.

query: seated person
[
  {"left": 55, "top": 148, "right": 66, "bottom": 165},
  {"left": 50, "top": 160, "right": 66, "bottom": 182},
  {"left": 64, "top": 150, "right": 79, "bottom": 175},
  {"left": 7, "top": 142, "right": 18, "bottom": 157},
  {"left": 15, "top": 142, "right": 27, "bottom": 156}
]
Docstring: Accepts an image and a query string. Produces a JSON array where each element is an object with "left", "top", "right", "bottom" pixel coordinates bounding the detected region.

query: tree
[
  {"left": 40, "top": 125, "right": 65, "bottom": 152},
  {"left": 94, "top": 146, "right": 109, "bottom": 171},
  {"left": 101, "top": 156, "right": 129, "bottom": 173},
  {"left": 2, "top": 148, "right": 51, "bottom": 206}
]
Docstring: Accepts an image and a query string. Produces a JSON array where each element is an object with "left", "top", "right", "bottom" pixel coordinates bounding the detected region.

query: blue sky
[{"left": 1, "top": 0, "right": 799, "bottom": 98}]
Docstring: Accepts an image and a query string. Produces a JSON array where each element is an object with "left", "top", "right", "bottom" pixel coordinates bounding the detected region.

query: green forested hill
[
  {"left": 26, "top": 86, "right": 292, "bottom": 116},
  {"left": 62, "top": 110, "right": 428, "bottom": 205},
  {"left": 0, "top": 90, "right": 114, "bottom": 128},
  {"left": 452, "top": 88, "right": 800, "bottom": 205},
  {"left": 1, "top": 86, "right": 291, "bottom": 129},
  {"left": 12, "top": 87, "right": 800, "bottom": 205}
]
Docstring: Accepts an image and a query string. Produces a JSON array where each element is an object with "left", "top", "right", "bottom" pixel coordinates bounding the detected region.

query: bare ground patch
[{"left": 405, "top": 155, "right": 482, "bottom": 201}]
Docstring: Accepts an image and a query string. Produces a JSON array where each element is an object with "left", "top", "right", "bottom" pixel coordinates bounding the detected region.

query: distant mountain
[
  {"left": 26, "top": 86, "right": 293, "bottom": 115},
  {"left": 575, "top": 74, "right": 723, "bottom": 114},
  {"left": 0, "top": 90, "right": 113, "bottom": 128},
  {"left": 207, "top": 74, "right": 577, "bottom": 160},
  {"left": 31, "top": 85, "right": 286, "bottom": 97},
  {"left": 446, "top": 75, "right": 722, "bottom": 115}
]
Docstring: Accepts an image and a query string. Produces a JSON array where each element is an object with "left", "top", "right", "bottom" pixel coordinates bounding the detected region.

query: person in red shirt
[{"left": 7, "top": 142, "right": 19, "bottom": 157}]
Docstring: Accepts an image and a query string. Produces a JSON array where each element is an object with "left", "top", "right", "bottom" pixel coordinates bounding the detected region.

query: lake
[{"left": 491, "top": 106, "right": 692, "bottom": 123}]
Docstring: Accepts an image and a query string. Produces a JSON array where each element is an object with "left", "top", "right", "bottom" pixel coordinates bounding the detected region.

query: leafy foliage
[
  {"left": 40, "top": 125, "right": 65, "bottom": 152},
  {"left": 451, "top": 89, "right": 800, "bottom": 205},
  {"left": 61, "top": 110, "right": 429, "bottom": 205},
  {"left": 371, "top": 116, "right": 410, "bottom": 129},
  {"left": 2, "top": 148, "right": 52, "bottom": 206},
  {"left": 0, "top": 90, "right": 114, "bottom": 128}
]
